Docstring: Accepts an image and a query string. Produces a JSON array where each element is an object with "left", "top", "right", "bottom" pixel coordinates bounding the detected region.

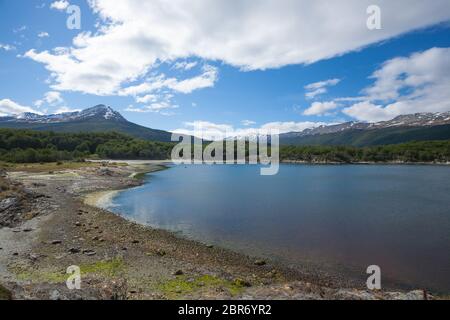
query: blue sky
[{"left": 1, "top": 0, "right": 450, "bottom": 137}]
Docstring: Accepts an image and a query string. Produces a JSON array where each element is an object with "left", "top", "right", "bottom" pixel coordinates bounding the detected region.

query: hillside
[
  {"left": 280, "top": 112, "right": 450, "bottom": 146},
  {"left": 0, "top": 105, "right": 173, "bottom": 142}
]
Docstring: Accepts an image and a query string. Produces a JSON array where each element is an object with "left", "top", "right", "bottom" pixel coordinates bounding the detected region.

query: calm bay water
[{"left": 106, "top": 164, "right": 450, "bottom": 292}]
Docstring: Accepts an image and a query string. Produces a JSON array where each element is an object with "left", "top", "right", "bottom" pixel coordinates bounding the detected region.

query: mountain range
[
  {"left": 280, "top": 112, "right": 450, "bottom": 146},
  {"left": 0, "top": 105, "right": 173, "bottom": 142},
  {"left": 0, "top": 105, "right": 449, "bottom": 146}
]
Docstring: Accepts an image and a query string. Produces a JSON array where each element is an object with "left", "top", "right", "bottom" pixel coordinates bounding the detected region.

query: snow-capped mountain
[
  {"left": 0, "top": 105, "right": 174, "bottom": 142},
  {"left": 279, "top": 111, "right": 450, "bottom": 146},
  {"left": 4, "top": 105, "right": 125, "bottom": 124}
]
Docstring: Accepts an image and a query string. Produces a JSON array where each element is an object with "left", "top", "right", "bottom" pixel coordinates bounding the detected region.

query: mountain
[
  {"left": 0, "top": 105, "right": 174, "bottom": 142},
  {"left": 280, "top": 112, "right": 450, "bottom": 146}
]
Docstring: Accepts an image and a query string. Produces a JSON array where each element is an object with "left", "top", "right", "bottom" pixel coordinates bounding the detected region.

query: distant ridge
[
  {"left": 279, "top": 112, "right": 450, "bottom": 146},
  {"left": 0, "top": 105, "right": 174, "bottom": 142}
]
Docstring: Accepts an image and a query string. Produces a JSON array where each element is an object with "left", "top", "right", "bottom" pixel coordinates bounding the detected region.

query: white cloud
[
  {"left": 34, "top": 91, "right": 64, "bottom": 107},
  {"left": 13, "top": 25, "right": 27, "bottom": 33},
  {"left": 54, "top": 106, "right": 81, "bottom": 114},
  {"left": 135, "top": 94, "right": 158, "bottom": 104},
  {"left": 174, "top": 120, "right": 327, "bottom": 140},
  {"left": 50, "top": 0, "right": 69, "bottom": 11},
  {"left": 305, "top": 78, "right": 341, "bottom": 99},
  {"left": 241, "top": 120, "right": 256, "bottom": 126},
  {"left": 0, "top": 99, "right": 42, "bottom": 116},
  {"left": 303, "top": 101, "right": 340, "bottom": 116},
  {"left": 38, "top": 32, "right": 50, "bottom": 38},
  {"left": 173, "top": 61, "right": 198, "bottom": 71},
  {"left": 0, "top": 43, "right": 16, "bottom": 51},
  {"left": 125, "top": 102, "right": 179, "bottom": 116},
  {"left": 342, "top": 47, "right": 450, "bottom": 122},
  {"left": 25, "top": 0, "right": 450, "bottom": 99},
  {"left": 169, "top": 65, "right": 218, "bottom": 94}
]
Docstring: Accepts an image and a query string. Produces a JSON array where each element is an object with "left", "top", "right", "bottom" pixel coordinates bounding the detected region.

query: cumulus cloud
[
  {"left": 342, "top": 47, "right": 450, "bottom": 122},
  {"left": 54, "top": 106, "right": 81, "bottom": 114},
  {"left": 34, "top": 91, "right": 64, "bottom": 107},
  {"left": 0, "top": 99, "right": 42, "bottom": 116},
  {"left": 174, "top": 120, "right": 327, "bottom": 140},
  {"left": 241, "top": 120, "right": 256, "bottom": 126},
  {"left": 305, "top": 79, "right": 341, "bottom": 99},
  {"left": 50, "top": 0, "right": 69, "bottom": 11},
  {"left": 0, "top": 43, "right": 15, "bottom": 51},
  {"left": 303, "top": 101, "right": 340, "bottom": 116},
  {"left": 173, "top": 61, "right": 198, "bottom": 71},
  {"left": 25, "top": 0, "right": 450, "bottom": 99}
]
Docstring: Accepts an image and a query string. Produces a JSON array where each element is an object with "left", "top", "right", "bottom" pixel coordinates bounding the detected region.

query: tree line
[
  {"left": 0, "top": 128, "right": 449, "bottom": 163},
  {"left": 0, "top": 129, "right": 174, "bottom": 163}
]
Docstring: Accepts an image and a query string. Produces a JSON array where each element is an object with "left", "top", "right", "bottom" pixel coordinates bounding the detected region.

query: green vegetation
[
  {"left": 280, "top": 140, "right": 450, "bottom": 163},
  {"left": 0, "top": 128, "right": 449, "bottom": 164},
  {"left": 158, "top": 275, "right": 245, "bottom": 299},
  {"left": 0, "top": 129, "right": 174, "bottom": 163},
  {"left": 0, "top": 284, "right": 12, "bottom": 300},
  {"left": 14, "top": 258, "right": 125, "bottom": 284}
]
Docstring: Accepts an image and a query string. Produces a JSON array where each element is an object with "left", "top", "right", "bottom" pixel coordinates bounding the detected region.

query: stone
[
  {"left": 156, "top": 249, "right": 166, "bottom": 256},
  {"left": 69, "top": 248, "right": 81, "bottom": 254},
  {"left": 233, "top": 278, "right": 252, "bottom": 287},
  {"left": 82, "top": 250, "right": 96, "bottom": 256},
  {"left": 254, "top": 260, "right": 266, "bottom": 266},
  {"left": 51, "top": 240, "right": 62, "bottom": 245}
]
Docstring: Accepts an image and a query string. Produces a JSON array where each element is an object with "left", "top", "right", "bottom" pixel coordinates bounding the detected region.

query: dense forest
[
  {"left": 0, "top": 128, "right": 449, "bottom": 164},
  {"left": 0, "top": 129, "right": 174, "bottom": 163},
  {"left": 280, "top": 141, "right": 450, "bottom": 163}
]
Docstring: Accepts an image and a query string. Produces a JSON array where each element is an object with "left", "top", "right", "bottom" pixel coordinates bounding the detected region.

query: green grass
[
  {"left": 158, "top": 275, "right": 246, "bottom": 299},
  {"left": 14, "top": 258, "right": 125, "bottom": 284},
  {"left": 0, "top": 284, "right": 12, "bottom": 300}
]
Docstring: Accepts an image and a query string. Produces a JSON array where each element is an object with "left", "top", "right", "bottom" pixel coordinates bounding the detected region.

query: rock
[
  {"left": 173, "top": 270, "right": 184, "bottom": 276},
  {"left": 233, "top": 278, "right": 252, "bottom": 287},
  {"left": 0, "top": 198, "right": 17, "bottom": 212},
  {"left": 206, "top": 244, "right": 214, "bottom": 248},
  {"left": 75, "top": 222, "right": 82, "bottom": 227},
  {"left": 254, "top": 260, "right": 266, "bottom": 266},
  {"left": 156, "top": 249, "right": 166, "bottom": 256},
  {"left": 50, "top": 290, "right": 61, "bottom": 301},
  {"left": 29, "top": 254, "right": 39, "bottom": 261},
  {"left": 92, "top": 236, "right": 99, "bottom": 241},
  {"left": 82, "top": 249, "right": 96, "bottom": 256},
  {"left": 51, "top": 240, "right": 62, "bottom": 245},
  {"left": 69, "top": 248, "right": 81, "bottom": 254}
]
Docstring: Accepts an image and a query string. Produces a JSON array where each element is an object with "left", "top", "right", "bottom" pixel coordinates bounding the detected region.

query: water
[{"left": 106, "top": 164, "right": 450, "bottom": 293}]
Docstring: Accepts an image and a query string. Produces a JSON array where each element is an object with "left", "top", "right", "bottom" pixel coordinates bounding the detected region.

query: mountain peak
[
  {"left": 1, "top": 105, "right": 126, "bottom": 124},
  {"left": 79, "top": 105, "right": 125, "bottom": 121}
]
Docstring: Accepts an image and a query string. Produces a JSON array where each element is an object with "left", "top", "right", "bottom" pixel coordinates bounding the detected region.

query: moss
[
  {"left": 158, "top": 275, "right": 245, "bottom": 299},
  {"left": 0, "top": 284, "right": 12, "bottom": 300},
  {"left": 80, "top": 258, "right": 125, "bottom": 277},
  {"left": 13, "top": 258, "right": 125, "bottom": 284}
]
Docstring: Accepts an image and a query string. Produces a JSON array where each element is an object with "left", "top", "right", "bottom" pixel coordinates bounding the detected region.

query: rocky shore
[{"left": 0, "top": 161, "right": 438, "bottom": 300}]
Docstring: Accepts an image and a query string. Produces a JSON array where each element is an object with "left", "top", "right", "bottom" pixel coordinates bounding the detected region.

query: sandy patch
[{"left": 84, "top": 190, "right": 121, "bottom": 209}]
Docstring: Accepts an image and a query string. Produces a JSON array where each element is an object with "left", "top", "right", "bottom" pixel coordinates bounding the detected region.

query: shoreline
[{"left": 0, "top": 161, "right": 442, "bottom": 300}]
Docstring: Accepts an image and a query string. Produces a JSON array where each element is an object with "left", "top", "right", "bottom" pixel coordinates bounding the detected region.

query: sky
[{"left": 1, "top": 0, "right": 450, "bottom": 138}]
